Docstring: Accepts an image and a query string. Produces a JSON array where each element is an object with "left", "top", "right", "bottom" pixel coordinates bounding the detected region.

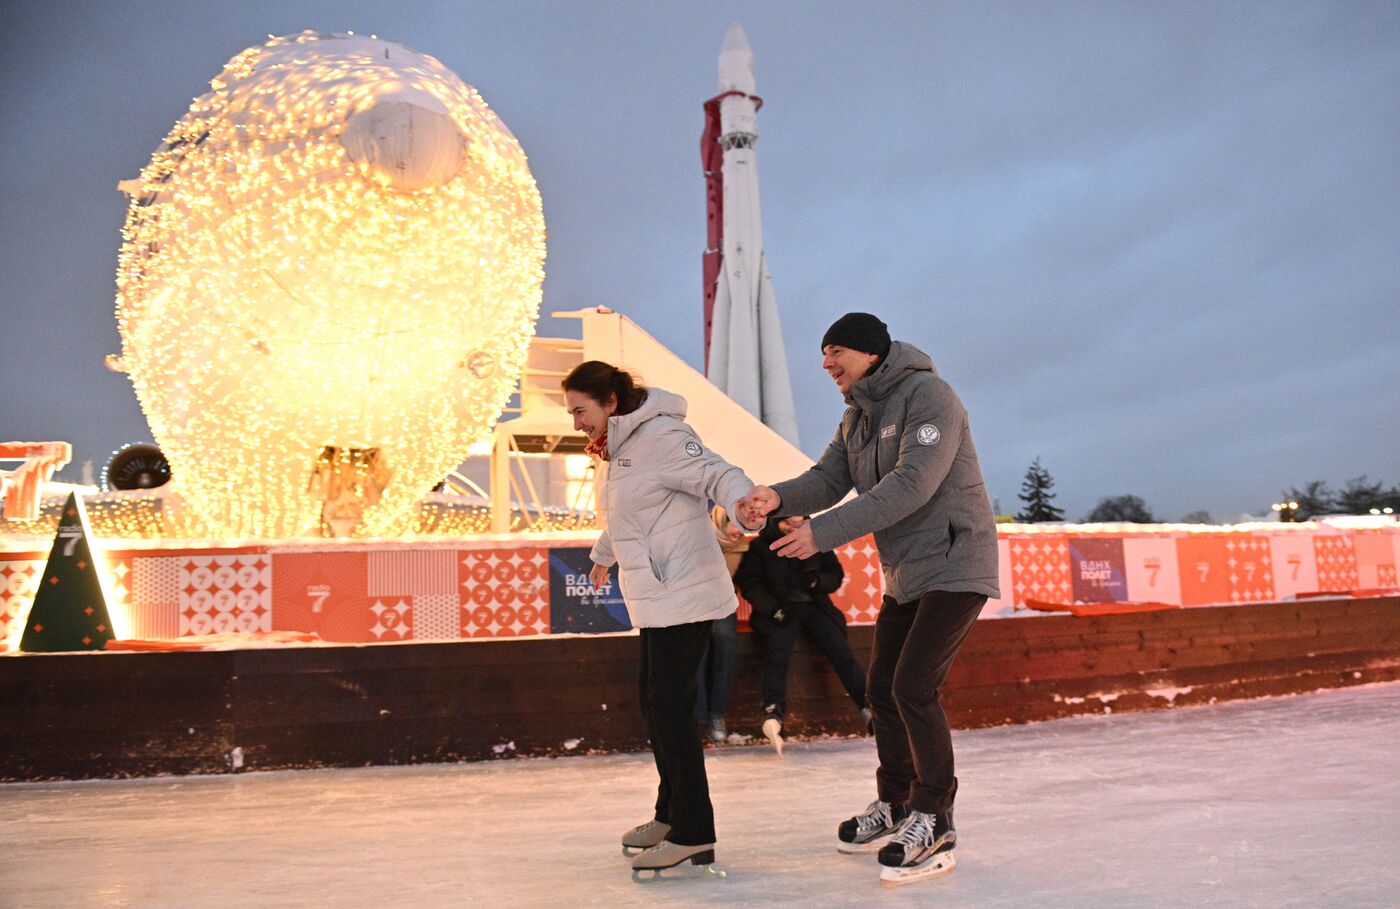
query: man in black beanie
[{"left": 745, "top": 312, "right": 999, "bottom": 888}]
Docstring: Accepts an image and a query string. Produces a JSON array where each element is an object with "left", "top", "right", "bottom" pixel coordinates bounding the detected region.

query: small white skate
[
  {"left": 879, "top": 847, "right": 955, "bottom": 887},
  {"left": 761, "top": 717, "right": 784, "bottom": 756},
  {"left": 630, "top": 842, "right": 727, "bottom": 883},
  {"left": 620, "top": 818, "right": 670, "bottom": 857}
]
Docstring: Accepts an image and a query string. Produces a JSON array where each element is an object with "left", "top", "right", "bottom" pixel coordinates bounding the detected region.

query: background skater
[
  {"left": 735, "top": 514, "right": 869, "bottom": 754},
  {"left": 745, "top": 313, "right": 999, "bottom": 887}
]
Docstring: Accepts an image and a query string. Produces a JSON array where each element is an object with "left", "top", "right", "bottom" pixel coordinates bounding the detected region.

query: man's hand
[
  {"left": 771, "top": 521, "right": 819, "bottom": 559},
  {"left": 589, "top": 562, "right": 611, "bottom": 590},
  {"left": 745, "top": 485, "right": 781, "bottom": 518}
]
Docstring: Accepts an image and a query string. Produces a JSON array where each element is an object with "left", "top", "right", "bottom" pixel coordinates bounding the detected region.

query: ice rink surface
[{"left": 4, "top": 683, "right": 1398, "bottom": 908}]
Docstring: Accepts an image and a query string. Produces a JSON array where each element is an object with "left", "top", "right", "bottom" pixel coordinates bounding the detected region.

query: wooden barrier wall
[{"left": 2, "top": 596, "right": 1397, "bottom": 781}]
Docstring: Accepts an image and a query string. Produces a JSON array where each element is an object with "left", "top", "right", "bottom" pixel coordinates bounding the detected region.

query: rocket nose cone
[
  {"left": 718, "top": 23, "right": 756, "bottom": 94},
  {"left": 341, "top": 96, "right": 467, "bottom": 193},
  {"left": 721, "top": 23, "right": 752, "bottom": 55}
]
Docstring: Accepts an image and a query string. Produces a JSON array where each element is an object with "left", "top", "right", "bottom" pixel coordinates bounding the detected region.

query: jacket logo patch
[
  {"left": 684, "top": 440, "right": 703, "bottom": 457},
  {"left": 615, "top": 458, "right": 631, "bottom": 467},
  {"left": 917, "top": 424, "right": 940, "bottom": 446},
  {"left": 880, "top": 424, "right": 897, "bottom": 439}
]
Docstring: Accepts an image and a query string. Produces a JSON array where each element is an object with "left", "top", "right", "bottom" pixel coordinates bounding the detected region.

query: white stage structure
[
  {"left": 485, "top": 308, "right": 814, "bottom": 532},
  {"left": 701, "top": 25, "right": 800, "bottom": 448}
]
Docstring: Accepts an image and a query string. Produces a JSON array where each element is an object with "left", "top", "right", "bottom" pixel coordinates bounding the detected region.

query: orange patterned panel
[
  {"left": 459, "top": 548, "right": 549, "bottom": 638},
  {"left": 1313, "top": 536, "right": 1359, "bottom": 592},
  {"left": 1223, "top": 536, "right": 1275, "bottom": 603},
  {"left": 1008, "top": 537, "right": 1071, "bottom": 606},
  {"left": 181, "top": 554, "right": 271, "bottom": 636},
  {"left": 831, "top": 535, "right": 883, "bottom": 624},
  {"left": 0, "top": 557, "right": 44, "bottom": 649}
]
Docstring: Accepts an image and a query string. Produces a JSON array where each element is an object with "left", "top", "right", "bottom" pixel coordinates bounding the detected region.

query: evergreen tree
[
  {"left": 1336, "top": 476, "right": 1388, "bottom": 515},
  {"left": 1085, "top": 495, "right": 1154, "bottom": 523},
  {"left": 1281, "top": 480, "right": 1335, "bottom": 520},
  {"left": 1016, "top": 457, "right": 1064, "bottom": 523}
]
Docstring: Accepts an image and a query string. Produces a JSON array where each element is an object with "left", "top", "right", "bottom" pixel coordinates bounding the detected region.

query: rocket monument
[{"left": 701, "top": 24, "right": 800, "bottom": 447}]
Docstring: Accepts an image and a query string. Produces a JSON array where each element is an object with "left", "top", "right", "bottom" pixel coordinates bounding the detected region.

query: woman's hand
[{"left": 589, "top": 562, "right": 611, "bottom": 590}]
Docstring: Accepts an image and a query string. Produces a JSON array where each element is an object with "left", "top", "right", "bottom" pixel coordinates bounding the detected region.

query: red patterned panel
[
  {"left": 1353, "top": 533, "right": 1398, "bottom": 590},
  {"left": 1008, "top": 537, "right": 1071, "bottom": 606},
  {"left": 459, "top": 549, "right": 549, "bottom": 638},
  {"left": 1313, "top": 536, "right": 1359, "bottom": 592},
  {"left": 831, "top": 535, "right": 882, "bottom": 625},
  {"left": 270, "top": 551, "right": 374, "bottom": 641},
  {"left": 128, "top": 556, "right": 182, "bottom": 638}
]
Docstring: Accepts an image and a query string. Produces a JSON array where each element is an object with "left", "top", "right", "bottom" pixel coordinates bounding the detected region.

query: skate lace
[
  {"left": 635, "top": 819, "right": 665, "bottom": 835},
  {"left": 856, "top": 800, "right": 893, "bottom": 832},
  {"left": 892, "top": 810, "right": 936, "bottom": 846}
]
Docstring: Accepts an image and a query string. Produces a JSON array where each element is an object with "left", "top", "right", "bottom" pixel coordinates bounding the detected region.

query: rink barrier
[
  {"left": 3, "top": 523, "right": 1399, "bottom": 649},
  {"left": 0, "top": 595, "right": 1396, "bottom": 780}
]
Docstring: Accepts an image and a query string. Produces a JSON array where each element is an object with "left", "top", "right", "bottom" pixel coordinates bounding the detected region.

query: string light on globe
[{"left": 115, "top": 31, "right": 546, "bottom": 539}]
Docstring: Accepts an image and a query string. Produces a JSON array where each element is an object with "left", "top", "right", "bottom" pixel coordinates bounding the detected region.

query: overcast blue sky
[{"left": 2, "top": 1, "right": 1397, "bottom": 521}]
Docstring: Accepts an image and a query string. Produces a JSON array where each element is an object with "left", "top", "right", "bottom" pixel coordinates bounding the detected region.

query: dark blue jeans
[{"left": 694, "top": 612, "right": 738, "bottom": 723}]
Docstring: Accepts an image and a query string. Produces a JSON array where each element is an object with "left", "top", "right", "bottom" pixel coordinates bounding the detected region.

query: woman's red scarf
[{"left": 585, "top": 430, "right": 609, "bottom": 462}]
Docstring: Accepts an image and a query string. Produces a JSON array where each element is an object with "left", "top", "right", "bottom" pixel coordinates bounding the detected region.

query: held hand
[
  {"left": 771, "top": 521, "right": 818, "bottom": 559},
  {"left": 745, "top": 485, "right": 781, "bottom": 518},
  {"left": 589, "top": 562, "right": 611, "bottom": 590},
  {"left": 732, "top": 500, "right": 757, "bottom": 532}
]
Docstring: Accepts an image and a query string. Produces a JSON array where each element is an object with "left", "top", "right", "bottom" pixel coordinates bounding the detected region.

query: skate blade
[
  {"left": 879, "top": 850, "right": 955, "bottom": 887},
  {"left": 632, "top": 853, "right": 727, "bottom": 883},
  {"left": 836, "top": 834, "right": 891, "bottom": 854}
]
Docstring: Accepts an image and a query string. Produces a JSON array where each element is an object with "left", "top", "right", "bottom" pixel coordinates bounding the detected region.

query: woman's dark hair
[{"left": 562, "top": 360, "right": 647, "bottom": 415}]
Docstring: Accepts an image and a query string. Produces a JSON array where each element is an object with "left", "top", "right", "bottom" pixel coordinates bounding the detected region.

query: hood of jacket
[
  {"left": 607, "top": 387, "right": 687, "bottom": 455},
  {"left": 846, "top": 341, "right": 936, "bottom": 410}
]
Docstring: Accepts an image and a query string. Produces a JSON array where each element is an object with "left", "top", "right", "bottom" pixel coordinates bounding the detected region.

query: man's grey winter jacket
[
  {"left": 590, "top": 388, "right": 756, "bottom": 628},
  {"left": 771, "top": 341, "right": 1000, "bottom": 603}
]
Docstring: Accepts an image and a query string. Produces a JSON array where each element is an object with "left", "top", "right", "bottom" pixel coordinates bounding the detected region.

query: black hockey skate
[
  {"left": 836, "top": 799, "right": 910, "bottom": 854},
  {"left": 877, "top": 807, "right": 956, "bottom": 887}
]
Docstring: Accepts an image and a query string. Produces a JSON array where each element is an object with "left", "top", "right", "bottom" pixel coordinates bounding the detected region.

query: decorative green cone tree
[{"left": 20, "top": 492, "right": 115, "bottom": 652}]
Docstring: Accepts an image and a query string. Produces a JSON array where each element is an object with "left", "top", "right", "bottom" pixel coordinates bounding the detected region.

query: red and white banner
[{"left": 2, "top": 525, "right": 1396, "bottom": 648}]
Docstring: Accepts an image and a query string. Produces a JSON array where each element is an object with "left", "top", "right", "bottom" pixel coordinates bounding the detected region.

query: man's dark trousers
[{"left": 867, "top": 589, "right": 985, "bottom": 814}]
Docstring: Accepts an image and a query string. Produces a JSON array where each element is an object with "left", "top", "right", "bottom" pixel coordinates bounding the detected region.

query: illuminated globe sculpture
[{"left": 115, "top": 31, "right": 546, "bottom": 538}]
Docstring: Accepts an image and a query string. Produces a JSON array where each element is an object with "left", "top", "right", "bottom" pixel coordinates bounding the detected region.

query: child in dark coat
[{"left": 736, "top": 515, "right": 869, "bottom": 752}]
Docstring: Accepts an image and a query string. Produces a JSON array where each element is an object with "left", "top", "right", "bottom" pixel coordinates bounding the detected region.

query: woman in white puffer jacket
[{"left": 563, "top": 360, "right": 759, "bottom": 879}]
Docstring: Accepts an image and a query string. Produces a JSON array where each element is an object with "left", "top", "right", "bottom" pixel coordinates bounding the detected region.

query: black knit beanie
[{"left": 820, "top": 312, "right": 891, "bottom": 360}]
